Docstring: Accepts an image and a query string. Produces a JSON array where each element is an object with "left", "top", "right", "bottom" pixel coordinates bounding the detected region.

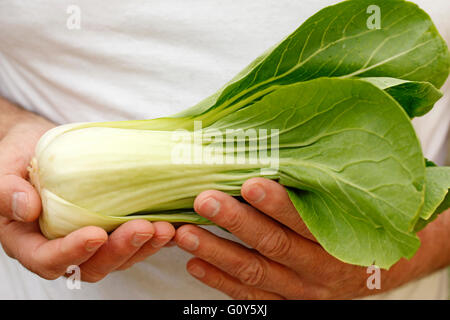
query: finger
[
  {"left": 165, "top": 240, "right": 176, "bottom": 247},
  {"left": 193, "top": 190, "right": 326, "bottom": 272},
  {"left": 175, "top": 225, "right": 323, "bottom": 299},
  {"left": 79, "top": 219, "right": 154, "bottom": 282},
  {"left": 0, "top": 221, "right": 107, "bottom": 280},
  {"left": 0, "top": 175, "right": 42, "bottom": 221},
  {"left": 116, "top": 222, "right": 175, "bottom": 271},
  {"left": 0, "top": 122, "right": 52, "bottom": 222},
  {"left": 242, "top": 178, "right": 315, "bottom": 241},
  {"left": 187, "top": 258, "right": 285, "bottom": 300}
]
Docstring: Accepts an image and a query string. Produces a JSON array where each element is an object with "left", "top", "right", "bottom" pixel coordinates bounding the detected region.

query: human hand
[
  {"left": 0, "top": 118, "right": 175, "bottom": 282},
  {"left": 175, "top": 177, "right": 450, "bottom": 299}
]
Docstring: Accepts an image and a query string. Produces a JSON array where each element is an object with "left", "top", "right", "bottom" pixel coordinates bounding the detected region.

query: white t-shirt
[{"left": 0, "top": 0, "right": 448, "bottom": 299}]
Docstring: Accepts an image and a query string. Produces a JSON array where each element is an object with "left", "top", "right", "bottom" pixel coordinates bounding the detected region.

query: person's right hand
[{"left": 0, "top": 118, "right": 175, "bottom": 282}]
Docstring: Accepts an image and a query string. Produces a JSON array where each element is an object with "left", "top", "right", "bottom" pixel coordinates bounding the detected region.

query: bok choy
[{"left": 30, "top": 0, "right": 450, "bottom": 269}]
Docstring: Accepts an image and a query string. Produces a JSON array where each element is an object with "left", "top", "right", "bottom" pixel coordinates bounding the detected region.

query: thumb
[
  {"left": 0, "top": 174, "right": 42, "bottom": 222},
  {"left": 0, "top": 122, "right": 50, "bottom": 222}
]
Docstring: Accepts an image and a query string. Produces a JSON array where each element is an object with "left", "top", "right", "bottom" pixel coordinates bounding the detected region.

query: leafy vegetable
[
  {"left": 414, "top": 166, "right": 450, "bottom": 231},
  {"left": 30, "top": 0, "right": 450, "bottom": 269},
  {"left": 359, "top": 77, "right": 443, "bottom": 117}
]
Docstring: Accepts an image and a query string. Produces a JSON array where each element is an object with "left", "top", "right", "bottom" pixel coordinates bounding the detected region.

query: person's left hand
[{"left": 175, "top": 178, "right": 440, "bottom": 299}]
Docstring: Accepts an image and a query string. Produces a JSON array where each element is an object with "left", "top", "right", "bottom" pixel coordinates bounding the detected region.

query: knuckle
[
  {"left": 26, "top": 257, "right": 61, "bottom": 280},
  {"left": 208, "top": 274, "right": 258, "bottom": 300},
  {"left": 229, "top": 287, "right": 257, "bottom": 300},
  {"left": 255, "top": 228, "right": 291, "bottom": 259},
  {"left": 110, "top": 240, "right": 133, "bottom": 255},
  {"left": 28, "top": 246, "right": 64, "bottom": 280},
  {"left": 225, "top": 209, "right": 247, "bottom": 233},
  {"left": 0, "top": 216, "right": 10, "bottom": 231},
  {"left": 234, "top": 257, "right": 266, "bottom": 287},
  {"left": 209, "top": 273, "right": 227, "bottom": 290},
  {"left": 206, "top": 245, "right": 223, "bottom": 263}
]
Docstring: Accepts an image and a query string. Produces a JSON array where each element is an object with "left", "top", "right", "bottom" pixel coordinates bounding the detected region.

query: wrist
[{"left": 417, "top": 209, "right": 450, "bottom": 269}]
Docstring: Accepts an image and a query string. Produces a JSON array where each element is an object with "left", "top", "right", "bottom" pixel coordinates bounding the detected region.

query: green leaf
[
  {"left": 414, "top": 166, "right": 450, "bottom": 232},
  {"left": 174, "top": 0, "right": 450, "bottom": 124},
  {"left": 359, "top": 77, "right": 443, "bottom": 117},
  {"left": 82, "top": 0, "right": 450, "bottom": 132},
  {"left": 425, "top": 158, "right": 438, "bottom": 167},
  {"left": 421, "top": 166, "right": 450, "bottom": 220},
  {"left": 208, "top": 77, "right": 424, "bottom": 268}
]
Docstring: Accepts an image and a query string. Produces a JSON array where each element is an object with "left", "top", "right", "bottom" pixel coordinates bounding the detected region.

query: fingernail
[
  {"left": 199, "top": 197, "right": 220, "bottom": 218},
  {"left": 12, "top": 192, "right": 28, "bottom": 221},
  {"left": 150, "top": 237, "right": 169, "bottom": 248},
  {"left": 246, "top": 184, "right": 265, "bottom": 203},
  {"left": 188, "top": 264, "right": 205, "bottom": 278},
  {"left": 179, "top": 232, "right": 199, "bottom": 251},
  {"left": 85, "top": 239, "right": 105, "bottom": 252},
  {"left": 132, "top": 233, "right": 153, "bottom": 247}
]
